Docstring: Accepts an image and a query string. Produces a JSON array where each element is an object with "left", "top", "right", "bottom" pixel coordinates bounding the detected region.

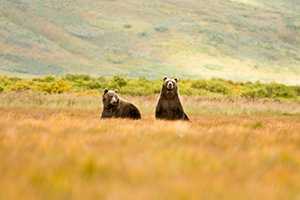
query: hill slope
[{"left": 0, "top": 0, "right": 300, "bottom": 83}]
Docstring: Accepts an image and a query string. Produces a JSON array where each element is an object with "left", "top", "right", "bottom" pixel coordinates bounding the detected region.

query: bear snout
[
  {"left": 110, "top": 96, "right": 118, "bottom": 105},
  {"left": 167, "top": 82, "right": 174, "bottom": 90}
]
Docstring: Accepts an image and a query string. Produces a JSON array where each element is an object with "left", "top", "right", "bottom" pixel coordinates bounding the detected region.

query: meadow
[{"left": 0, "top": 90, "right": 300, "bottom": 199}]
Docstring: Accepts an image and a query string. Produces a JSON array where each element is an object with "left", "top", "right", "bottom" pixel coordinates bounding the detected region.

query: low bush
[
  {"left": 0, "top": 75, "right": 299, "bottom": 100},
  {"left": 191, "top": 79, "right": 232, "bottom": 95},
  {"left": 9, "top": 81, "right": 32, "bottom": 91},
  {"left": 265, "top": 83, "right": 297, "bottom": 98}
]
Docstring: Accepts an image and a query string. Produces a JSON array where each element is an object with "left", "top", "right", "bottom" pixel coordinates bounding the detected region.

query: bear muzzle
[
  {"left": 167, "top": 82, "right": 174, "bottom": 90},
  {"left": 110, "top": 96, "right": 119, "bottom": 105}
]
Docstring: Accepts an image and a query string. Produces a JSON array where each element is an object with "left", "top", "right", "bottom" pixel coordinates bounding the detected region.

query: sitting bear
[
  {"left": 155, "top": 77, "right": 189, "bottom": 121},
  {"left": 101, "top": 89, "right": 141, "bottom": 120}
]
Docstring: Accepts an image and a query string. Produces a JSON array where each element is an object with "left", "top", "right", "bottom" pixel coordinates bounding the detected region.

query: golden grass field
[{"left": 0, "top": 92, "right": 300, "bottom": 200}]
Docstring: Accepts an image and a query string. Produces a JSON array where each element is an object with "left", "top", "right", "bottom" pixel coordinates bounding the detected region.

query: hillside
[{"left": 0, "top": 0, "right": 300, "bottom": 83}]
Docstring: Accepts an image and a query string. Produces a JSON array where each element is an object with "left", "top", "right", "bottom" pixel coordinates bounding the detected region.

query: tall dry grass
[
  {"left": 0, "top": 92, "right": 300, "bottom": 199},
  {"left": 0, "top": 92, "right": 300, "bottom": 116}
]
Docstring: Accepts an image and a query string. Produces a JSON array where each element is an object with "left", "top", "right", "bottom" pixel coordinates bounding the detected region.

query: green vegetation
[{"left": 1, "top": 75, "right": 299, "bottom": 101}]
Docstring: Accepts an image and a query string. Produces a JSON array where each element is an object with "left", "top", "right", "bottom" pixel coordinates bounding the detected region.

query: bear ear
[
  {"left": 163, "top": 76, "right": 168, "bottom": 81},
  {"left": 104, "top": 89, "right": 108, "bottom": 94},
  {"left": 174, "top": 78, "right": 179, "bottom": 82},
  {"left": 114, "top": 89, "right": 118, "bottom": 93}
]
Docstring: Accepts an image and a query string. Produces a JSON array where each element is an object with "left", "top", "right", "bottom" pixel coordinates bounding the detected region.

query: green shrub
[
  {"left": 292, "top": 86, "right": 300, "bottom": 96},
  {"left": 33, "top": 76, "right": 55, "bottom": 82},
  {"left": 9, "top": 81, "right": 32, "bottom": 91},
  {"left": 241, "top": 87, "right": 269, "bottom": 99},
  {"left": 191, "top": 80, "right": 231, "bottom": 95},
  {"left": 0, "top": 76, "right": 14, "bottom": 87},
  {"left": 85, "top": 81, "right": 102, "bottom": 90},
  {"left": 109, "top": 76, "right": 127, "bottom": 89},
  {"left": 8, "top": 77, "right": 22, "bottom": 82},
  {"left": 265, "top": 83, "right": 297, "bottom": 98},
  {"left": 64, "top": 74, "right": 91, "bottom": 82},
  {"left": 118, "top": 78, "right": 158, "bottom": 96},
  {"left": 0, "top": 75, "right": 299, "bottom": 100},
  {"left": 241, "top": 83, "right": 297, "bottom": 99},
  {"left": 191, "top": 80, "right": 207, "bottom": 89}
]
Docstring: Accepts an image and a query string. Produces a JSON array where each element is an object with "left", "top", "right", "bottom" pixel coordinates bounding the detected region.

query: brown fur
[
  {"left": 155, "top": 77, "right": 189, "bottom": 121},
  {"left": 101, "top": 89, "right": 141, "bottom": 120}
]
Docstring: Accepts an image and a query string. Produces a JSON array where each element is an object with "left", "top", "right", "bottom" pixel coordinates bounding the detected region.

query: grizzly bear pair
[{"left": 101, "top": 76, "right": 189, "bottom": 121}]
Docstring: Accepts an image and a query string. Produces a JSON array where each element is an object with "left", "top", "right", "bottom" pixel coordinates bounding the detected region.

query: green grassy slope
[{"left": 0, "top": 0, "right": 300, "bottom": 83}]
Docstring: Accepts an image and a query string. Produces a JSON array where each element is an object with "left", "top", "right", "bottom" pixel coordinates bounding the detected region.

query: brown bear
[
  {"left": 155, "top": 76, "right": 189, "bottom": 121},
  {"left": 101, "top": 89, "right": 141, "bottom": 120}
]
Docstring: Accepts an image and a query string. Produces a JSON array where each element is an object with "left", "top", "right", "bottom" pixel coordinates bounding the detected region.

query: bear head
[
  {"left": 161, "top": 76, "right": 179, "bottom": 97},
  {"left": 102, "top": 89, "right": 119, "bottom": 109}
]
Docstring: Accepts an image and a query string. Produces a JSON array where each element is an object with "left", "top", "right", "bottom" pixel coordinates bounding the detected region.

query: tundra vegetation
[
  {"left": 0, "top": 75, "right": 300, "bottom": 101},
  {"left": 0, "top": 75, "right": 300, "bottom": 199}
]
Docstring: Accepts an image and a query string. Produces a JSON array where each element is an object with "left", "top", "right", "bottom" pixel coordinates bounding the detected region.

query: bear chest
[{"left": 160, "top": 100, "right": 180, "bottom": 110}]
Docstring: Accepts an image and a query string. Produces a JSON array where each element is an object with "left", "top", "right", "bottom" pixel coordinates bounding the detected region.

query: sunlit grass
[{"left": 0, "top": 93, "right": 300, "bottom": 199}]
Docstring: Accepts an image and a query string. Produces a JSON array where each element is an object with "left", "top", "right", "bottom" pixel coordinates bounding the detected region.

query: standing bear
[
  {"left": 155, "top": 77, "right": 189, "bottom": 121},
  {"left": 101, "top": 89, "right": 141, "bottom": 120}
]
